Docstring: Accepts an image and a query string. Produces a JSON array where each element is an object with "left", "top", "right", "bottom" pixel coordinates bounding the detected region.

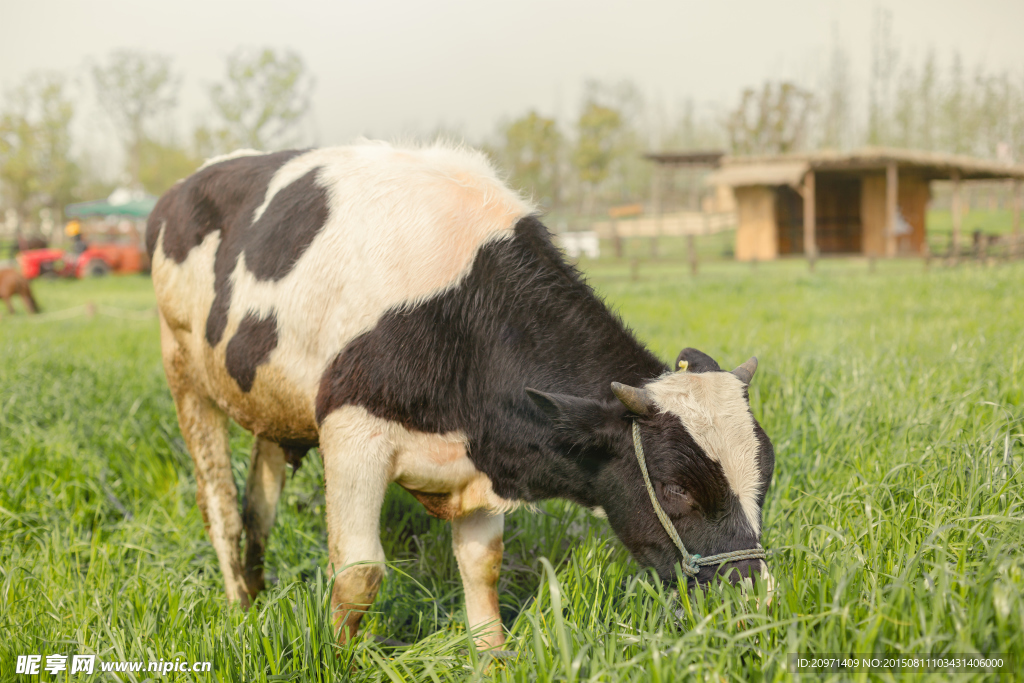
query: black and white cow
[{"left": 146, "top": 142, "right": 775, "bottom": 649}]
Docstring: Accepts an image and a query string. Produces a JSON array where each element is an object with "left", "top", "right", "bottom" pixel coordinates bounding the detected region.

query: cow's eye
[
  {"left": 665, "top": 484, "right": 686, "bottom": 498},
  {"left": 660, "top": 484, "right": 699, "bottom": 516}
]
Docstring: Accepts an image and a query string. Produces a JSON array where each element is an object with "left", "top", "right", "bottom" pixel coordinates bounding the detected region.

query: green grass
[
  {"left": 926, "top": 210, "right": 1021, "bottom": 257},
  {"left": 927, "top": 209, "right": 1019, "bottom": 237},
  {"left": 1, "top": 261, "right": 1023, "bottom": 682}
]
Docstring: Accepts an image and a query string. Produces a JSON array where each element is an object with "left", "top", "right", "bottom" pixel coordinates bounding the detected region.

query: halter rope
[{"left": 631, "top": 421, "right": 766, "bottom": 579}]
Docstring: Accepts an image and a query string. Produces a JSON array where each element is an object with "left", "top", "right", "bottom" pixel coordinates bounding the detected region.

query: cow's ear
[
  {"left": 526, "top": 388, "right": 626, "bottom": 447},
  {"left": 525, "top": 388, "right": 575, "bottom": 423},
  {"left": 675, "top": 347, "right": 722, "bottom": 373}
]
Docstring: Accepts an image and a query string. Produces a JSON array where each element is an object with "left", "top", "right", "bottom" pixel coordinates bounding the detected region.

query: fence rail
[{"left": 591, "top": 211, "right": 736, "bottom": 239}]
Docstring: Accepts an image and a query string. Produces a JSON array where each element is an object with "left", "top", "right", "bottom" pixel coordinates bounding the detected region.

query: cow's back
[{"left": 147, "top": 143, "right": 532, "bottom": 442}]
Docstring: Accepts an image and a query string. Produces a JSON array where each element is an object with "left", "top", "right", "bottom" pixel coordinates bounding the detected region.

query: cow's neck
[{"left": 465, "top": 217, "right": 668, "bottom": 502}]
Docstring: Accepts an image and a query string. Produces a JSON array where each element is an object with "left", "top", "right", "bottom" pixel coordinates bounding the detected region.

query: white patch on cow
[
  {"left": 198, "top": 148, "right": 265, "bottom": 171},
  {"left": 320, "top": 405, "right": 516, "bottom": 520},
  {"left": 152, "top": 228, "right": 221, "bottom": 335},
  {"left": 221, "top": 142, "right": 534, "bottom": 408},
  {"left": 392, "top": 426, "right": 520, "bottom": 517},
  {"left": 645, "top": 371, "right": 762, "bottom": 534}
]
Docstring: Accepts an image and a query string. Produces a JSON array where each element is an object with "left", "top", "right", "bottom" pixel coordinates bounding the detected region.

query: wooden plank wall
[
  {"left": 897, "top": 174, "right": 929, "bottom": 255},
  {"left": 863, "top": 172, "right": 930, "bottom": 256},
  {"left": 861, "top": 174, "right": 888, "bottom": 256},
  {"left": 735, "top": 186, "right": 778, "bottom": 261}
]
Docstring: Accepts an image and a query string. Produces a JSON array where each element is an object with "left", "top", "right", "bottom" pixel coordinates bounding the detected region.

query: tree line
[
  {"left": 3, "top": 14, "right": 1023, "bottom": 234},
  {"left": 493, "top": 24, "right": 1024, "bottom": 218},
  {"left": 0, "top": 47, "right": 313, "bottom": 234}
]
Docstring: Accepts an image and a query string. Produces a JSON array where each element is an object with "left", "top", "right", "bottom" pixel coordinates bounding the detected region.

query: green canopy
[{"left": 65, "top": 196, "right": 157, "bottom": 218}]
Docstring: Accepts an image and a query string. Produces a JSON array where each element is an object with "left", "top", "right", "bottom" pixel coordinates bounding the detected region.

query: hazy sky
[{"left": 3, "top": 0, "right": 1023, "bottom": 150}]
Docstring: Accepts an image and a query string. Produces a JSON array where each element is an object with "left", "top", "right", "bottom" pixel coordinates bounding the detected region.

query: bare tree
[
  {"left": 726, "top": 81, "right": 815, "bottom": 155},
  {"left": 867, "top": 7, "right": 898, "bottom": 145},
  {"left": 92, "top": 50, "right": 179, "bottom": 188},
  {"left": 917, "top": 51, "right": 938, "bottom": 151},
  {"left": 941, "top": 53, "right": 969, "bottom": 154},
  {"left": 820, "top": 29, "right": 853, "bottom": 150},
  {"left": 207, "top": 47, "right": 314, "bottom": 151},
  {"left": 892, "top": 63, "right": 918, "bottom": 149}
]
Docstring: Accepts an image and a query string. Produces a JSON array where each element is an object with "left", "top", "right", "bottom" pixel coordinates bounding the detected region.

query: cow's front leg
[
  {"left": 452, "top": 509, "right": 505, "bottom": 650},
  {"left": 319, "top": 407, "right": 392, "bottom": 642},
  {"left": 242, "top": 438, "right": 288, "bottom": 600}
]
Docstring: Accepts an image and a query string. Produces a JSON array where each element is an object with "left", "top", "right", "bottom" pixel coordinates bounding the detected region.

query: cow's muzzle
[{"left": 689, "top": 558, "right": 775, "bottom": 605}]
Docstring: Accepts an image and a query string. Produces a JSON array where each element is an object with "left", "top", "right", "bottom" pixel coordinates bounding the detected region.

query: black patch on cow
[
  {"left": 225, "top": 311, "right": 279, "bottom": 392},
  {"left": 144, "top": 150, "right": 332, "bottom": 347},
  {"left": 317, "top": 215, "right": 667, "bottom": 503},
  {"left": 280, "top": 441, "right": 314, "bottom": 473},
  {"left": 242, "top": 168, "right": 331, "bottom": 279},
  {"left": 205, "top": 166, "right": 330, "bottom": 346},
  {"left": 146, "top": 150, "right": 302, "bottom": 262},
  {"left": 753, "top": 421, "right": 774, "bottom": 507}
]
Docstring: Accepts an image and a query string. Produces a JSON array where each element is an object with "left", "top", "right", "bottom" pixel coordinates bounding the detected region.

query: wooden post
[
  {"left": 1013, "top": 179, "right": 1021, "bottom": 259},
  {"left": 650, "top": 165, "right": 662, "bottom": 259},
  {"left": 687, "top": 233, "right": 698, "bottom": 276},
  {"left": 885, "top": 161, "right": 898, "bottom": 258},
  {"left": 803, "top": 169, "right": 817, "bottom": 269},
  {"left": 613, "top": 220, "right": 623, "bottom": 259},
  {"left": 951, "top": 170, "right": 962, "bottom": 263}
]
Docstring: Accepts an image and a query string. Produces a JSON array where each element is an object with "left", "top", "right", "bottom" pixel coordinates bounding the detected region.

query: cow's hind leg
[
  {"left": 242, "top": 437, "right": 288, "bottom": 600},
  {"left": 452, "top": 509, "right": 505, "bottom": 650},
  {"left": 318, "top": 406, "right": 392, "bottom": 642},
  {"left": 160, "top": 315, "right": 249, "bottom": 605}
]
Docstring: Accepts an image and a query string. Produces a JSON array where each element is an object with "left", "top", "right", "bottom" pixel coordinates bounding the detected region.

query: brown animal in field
[{"left": 0, "top": 268, "right": 39, "bottom": 314}]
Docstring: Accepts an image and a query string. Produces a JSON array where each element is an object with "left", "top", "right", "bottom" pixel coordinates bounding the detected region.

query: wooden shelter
[{"left": 703, "top": 148, "right": 1024, "bottom": 261}]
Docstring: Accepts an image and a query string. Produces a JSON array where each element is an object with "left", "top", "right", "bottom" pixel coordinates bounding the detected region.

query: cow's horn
[
  {"left": 730, "top": 357, "right": 758, "bottom": 385},
  {"left": 611, "top": 382, "right": 654, "bottom": 416}
]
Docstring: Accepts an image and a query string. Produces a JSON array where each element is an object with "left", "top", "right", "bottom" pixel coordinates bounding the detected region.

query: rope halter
[{"left": 631, "top": 421, "right": 766, "bottom": 579}]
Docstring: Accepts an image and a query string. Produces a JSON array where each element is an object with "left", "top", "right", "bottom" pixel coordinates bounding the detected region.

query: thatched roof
[
  {"left": 707, "top": 161, "right": 809, "bottom": 188},
  {"left": 704, "top": 147, "right": 1024, "bottom": 187},
  {"left": 643, "top": 151, "right": 726, "bottom": 167}
]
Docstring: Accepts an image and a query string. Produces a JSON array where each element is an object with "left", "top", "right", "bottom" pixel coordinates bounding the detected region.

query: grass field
[{"left": 1, "top": 259, "right": 1022, "bottom": 682}]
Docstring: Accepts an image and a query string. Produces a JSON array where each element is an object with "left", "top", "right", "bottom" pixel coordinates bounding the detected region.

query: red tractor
[
  {"left": 17, "top": 244, "right": 143, "bottom": 279},
  {"left": 16, "top": 192, "right": 154, "bottom": 280},
  {"left": 16, "top": 248, "right": 75, "bottom": 279}
]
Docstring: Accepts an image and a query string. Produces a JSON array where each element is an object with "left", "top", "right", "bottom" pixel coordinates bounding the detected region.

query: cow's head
[{"left": 527, "top": 348, "right": 774, "bottom": 590}]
